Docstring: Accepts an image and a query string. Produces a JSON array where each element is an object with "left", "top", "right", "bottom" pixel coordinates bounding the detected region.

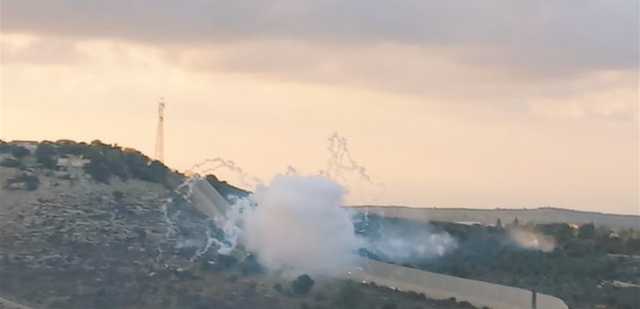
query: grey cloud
[
  {"left": 2, "top": 0, "right": 638, "bottom": 75},
  {"left": 0, "top": 37, "right": 86, "bottom": 65}
]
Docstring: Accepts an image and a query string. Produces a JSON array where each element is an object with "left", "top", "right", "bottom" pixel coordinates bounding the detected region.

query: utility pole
[{"left": 155, "top": 98, "right": 166, "bottom": 163}]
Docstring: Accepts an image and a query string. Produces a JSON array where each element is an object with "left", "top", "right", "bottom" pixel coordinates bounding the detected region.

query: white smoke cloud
[
  {"left": 368, "top": 230, "right": 458, "bottom": 262},
  {"left": 242, "top": 174, "right": 361, "bottom": 274},
  {"left": 509, "top": 229, "right": 556, "bottom": 253}
]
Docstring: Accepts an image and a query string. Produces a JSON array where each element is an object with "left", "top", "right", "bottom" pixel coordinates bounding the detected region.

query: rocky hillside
[{"left": 0, "top": 140, "right": 479, "bottom": 309}]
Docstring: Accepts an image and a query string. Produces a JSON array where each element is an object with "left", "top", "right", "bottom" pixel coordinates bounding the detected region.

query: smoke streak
[
  {"left": 322, "top": 132, "right": 386, "bottom": 204},
  {"left": 186, "top": 157, "right": 263, "bottom": 189},
  {"left": 325, "top": 132, "right": 372, "bottom": 183}
]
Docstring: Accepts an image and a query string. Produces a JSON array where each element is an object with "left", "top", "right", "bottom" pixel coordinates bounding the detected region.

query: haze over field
[{"left": 1, "top": 1, "right": 638, "bottom": 214}]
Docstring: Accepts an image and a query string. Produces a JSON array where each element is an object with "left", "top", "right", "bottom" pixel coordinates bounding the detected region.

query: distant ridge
[
  {"left": 350, "top": 205, "right": 639, "bottom": 230},
  {"left": 351, "top": 205, "right": 640, "bottom": 217}
]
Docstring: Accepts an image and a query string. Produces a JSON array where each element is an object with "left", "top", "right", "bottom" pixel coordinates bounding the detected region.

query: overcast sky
[{"left": 1, "top": 1, "right": 638, "bottom": 214}]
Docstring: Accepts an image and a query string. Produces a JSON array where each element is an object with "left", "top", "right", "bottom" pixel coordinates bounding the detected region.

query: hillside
[{"left": 0, "top": 140, "right": 479, "bottom": 309}]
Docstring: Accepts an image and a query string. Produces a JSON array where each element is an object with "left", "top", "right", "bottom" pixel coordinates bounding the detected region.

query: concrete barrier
[{"left": 350, "top": 258, "right": 568, "bottom": 309}]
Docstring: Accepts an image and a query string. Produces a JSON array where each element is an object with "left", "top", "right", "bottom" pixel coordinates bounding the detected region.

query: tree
[
  {"left": 84, "top": 153, "right": 112, "bottom": 183},
  {"left": 104, "top": 149, "right": 129, "bottom": 180},
  {"left": 291, "top": 274, "right": 315, "bottom": 295},
  {"left": 578, "top": 223, "right": 595, "bottom": 239},
  {"left": 148, "top": 160, "right": 168, "bottom": 184}
]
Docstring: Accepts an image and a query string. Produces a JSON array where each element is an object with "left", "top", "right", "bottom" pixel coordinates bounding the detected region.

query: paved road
[
  {"left": 0, "top": 297, "right": 32, "bottom": 309},
  {"left": 346, "top": 258, "right": 568, "bottom": 309}
]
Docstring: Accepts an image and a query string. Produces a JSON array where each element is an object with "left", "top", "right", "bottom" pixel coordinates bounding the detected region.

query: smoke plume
[
  {"left": 509, "top": 229, "right": 556, "bottom": 252},
  {"left": 242, "top": 174, "right": 361, "bottom": 274},
  {"left": 368, "top": 229, "right": 457, "bottom": 262}
]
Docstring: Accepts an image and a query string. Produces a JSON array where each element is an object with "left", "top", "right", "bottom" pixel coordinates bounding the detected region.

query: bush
[
  {"left": 336, "top": 281, "right": 361, "bottom": 307},
  {"left": 112, "top": 190, "right": 125, "bottom": 202},
  {"left": 240, "top": 254, "right": 263, "bottom": 275},
  {"left": 291, "top": 274, "right": 315, "bottom": 295},
  {"left": 0, "top": 158, "right": 21, "bottom": 168},
  {"left": 84, "top": 154, "right": 112, "bottom": 183},
  {"left": 6, "top": 174, "right": 39, "bottom": 191},
  {"left": 23, "top": 175, "right": 40, "bottom": 191},
  {"left": 57, "top": 140, "right": 89, "bottom": 156},
  {"left": 273, "top": 283, "right": 284, "bottom": 294},
  {"left": 35, "top": 143, "right": 58, "bottom": 169},
  {"left": 218, "top": 254, "right": 238, "bottom": 269},
  {"left": 0, "top": 143, "right": 11, "bottom": 155},
  {"left": 578, "top": 223, "right": 596, "bottom": 239},
  {"left": 10, "top": 146, "right": 30, "bottom": 159}
]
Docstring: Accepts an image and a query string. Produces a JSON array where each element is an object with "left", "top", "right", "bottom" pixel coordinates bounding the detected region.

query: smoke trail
[
  {"left": 322, "top": 132, "right": 386, "bottom": 205},
  {"left": 324, "top": 132, "right": 372, "bottom": 182},
  {"left": 186, "top": 157, "right": 263, "bottom": 189}
]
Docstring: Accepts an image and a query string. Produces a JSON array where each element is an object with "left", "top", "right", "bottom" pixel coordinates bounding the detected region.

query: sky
[{"left": 0, "top": 1, "right": 638, "bottom": 214}]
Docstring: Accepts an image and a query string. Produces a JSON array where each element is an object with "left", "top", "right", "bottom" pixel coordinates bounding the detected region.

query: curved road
[{"left": 0, "top": 297, "right": 32, "bottom": 309}]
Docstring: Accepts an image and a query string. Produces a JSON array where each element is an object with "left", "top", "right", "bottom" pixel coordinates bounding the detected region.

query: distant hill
[{"left": 351, "top": 206, "right": 639, "bottom": 230}]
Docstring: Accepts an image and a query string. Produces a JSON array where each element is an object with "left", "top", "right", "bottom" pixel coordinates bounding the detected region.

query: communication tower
[{"left": 155, "top": 98, "right": 166, "bottom": 163}]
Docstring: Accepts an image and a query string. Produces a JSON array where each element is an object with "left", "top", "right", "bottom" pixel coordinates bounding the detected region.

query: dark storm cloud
[{"left": 2, "top": 0, "right": 638, "bottom": 75}]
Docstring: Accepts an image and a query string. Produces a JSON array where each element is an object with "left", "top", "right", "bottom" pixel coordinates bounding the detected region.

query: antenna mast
[{"left": 155, "top": 98, "right": 166, "bottom": 163}]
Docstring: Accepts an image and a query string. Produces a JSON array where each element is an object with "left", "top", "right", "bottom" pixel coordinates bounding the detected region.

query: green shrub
[
  {"left": 0, "top": 158, "right": 21, "bottom": 168},
  {"left": 273, "top": 283, "right": 284, "bottom": 294},
  {"left": 23, "top": 175, "right": 40, "bottom": 191},
  {"left": 10, "top": 146, "right": 30, "bottom": 159},
  {"left": 291, "top": 274, "right": 315, "bottom": 295},
  {"left": 112, "top": 190, "right": 125, "bottom": 202},
  {"left": 578, "top": 223, "right": 596, "bottom": 239},
  {"left": 240, "top": 254, "right": 263, "bottom": 275},
  {"left": 5, "top": 174, "right": 39, "bottom": 191},
  {"left": 84, "top": 154, "right": 112, "bottom": 183},
  {"left": 57, "top": 140, "right": 89, "bottom": 156},
  {"left": 335, "top": 281, "right": 361, "bottom": 307},
  {"left": 35, "top": 143, "right": 58, "bottom": 169}
]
